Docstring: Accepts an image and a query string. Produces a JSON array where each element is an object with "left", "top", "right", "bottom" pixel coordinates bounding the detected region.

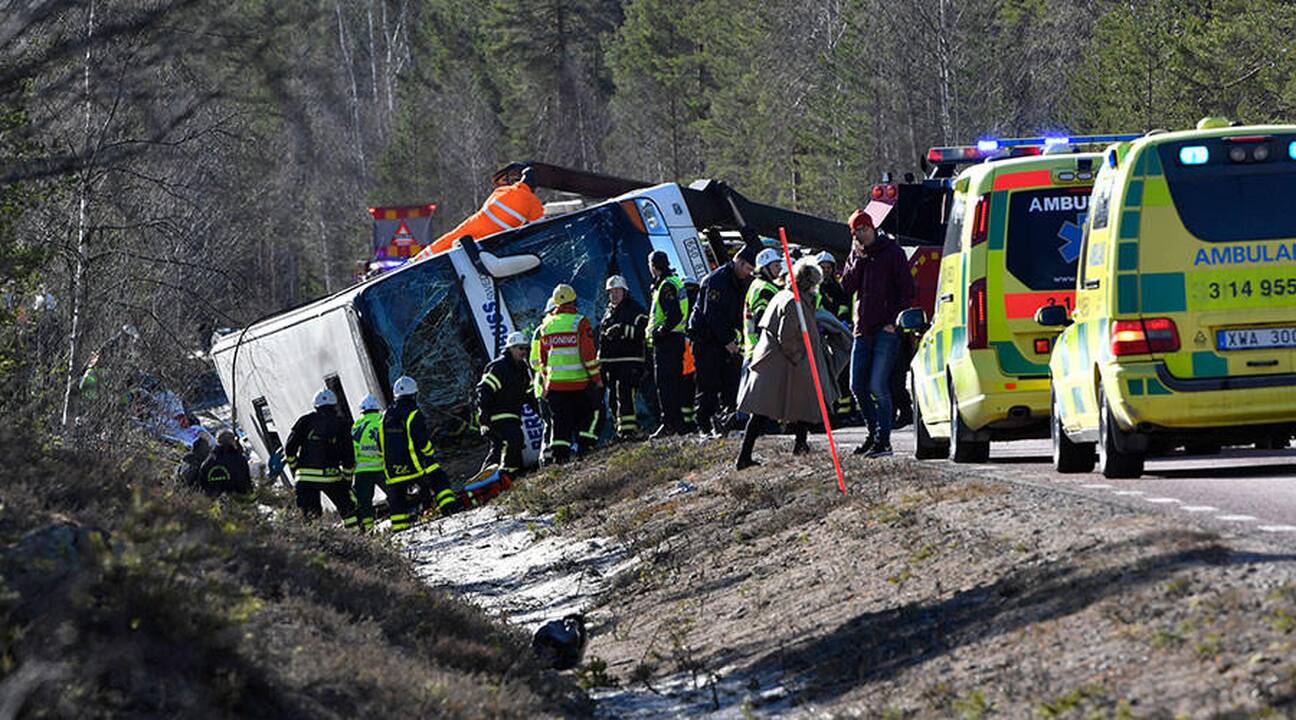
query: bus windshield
[{"left": 355, "top": 257, "right": 487, "bottom": 429}]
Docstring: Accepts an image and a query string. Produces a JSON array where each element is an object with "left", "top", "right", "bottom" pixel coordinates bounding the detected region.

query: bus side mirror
[
  {"left": 1035, "top": 304, "right": 1071, "bottom": 327},
  {"left": 896, "top": 307, "right": 929, "bottom": 332}
]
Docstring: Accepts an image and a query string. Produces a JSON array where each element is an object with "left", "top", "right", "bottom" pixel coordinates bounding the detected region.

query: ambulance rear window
[
  {"left": 1158, "top": 136, "right": 1296, "bottom": 243},
  {"left": 1005, "top": 187, "right": 1089, "bottom": 290}
]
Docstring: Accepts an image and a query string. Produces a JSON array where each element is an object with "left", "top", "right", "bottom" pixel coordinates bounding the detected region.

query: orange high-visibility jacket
[{"left": 418, "top": 181, "right": 545, "bottom": 259}]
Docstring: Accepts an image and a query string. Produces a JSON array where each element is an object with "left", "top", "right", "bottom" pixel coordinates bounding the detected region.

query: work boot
[
  {"left": 792, "top": 440, "right": 811, "bottom": 456},
  {"left": 865, "top": 443, "right": 894, "bottom": 459},
  {"left": 735, "top": 455, "right": 761, "bottom": 471},
  {"left": 852, "top": 436, "right": 876, "bottom": 456}
]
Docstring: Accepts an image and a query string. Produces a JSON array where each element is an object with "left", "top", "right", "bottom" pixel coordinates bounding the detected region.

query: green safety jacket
[
  {"left": 351, "top": 410, "right": 383, "bottom": 473},
  {"left": 743, "top": 277, "right": 780, "bottom": 360},
  {"left": 649, "top": 274, "right": 688, "bottom": 345},
  {"left": 537, "top": 310, "right": 600, "bottom": 391}
]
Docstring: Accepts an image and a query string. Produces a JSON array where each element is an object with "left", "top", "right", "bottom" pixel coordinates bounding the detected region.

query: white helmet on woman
[
  {"left": 505, "top": 331, "right": 529, "bottom": 348},
  {"left": 755, "top": 248, "right": 782, "bottom": 272},
  {"left": 359, "top": 393, "right": 383, "bottom": 412},
  {"left": 393, "top": 375, "right": 419, "bottom": 397},
  {"left": 313, "top": 388, "right": 337, "bottom": 408},
  {"left": 605, "top": 275, "right": 629, "bottom": 291}
]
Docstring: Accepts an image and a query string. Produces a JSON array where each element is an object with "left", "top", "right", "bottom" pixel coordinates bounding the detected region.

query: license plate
[{"left": 1217, "top": 326, "right": 1296, "bottom": 351}]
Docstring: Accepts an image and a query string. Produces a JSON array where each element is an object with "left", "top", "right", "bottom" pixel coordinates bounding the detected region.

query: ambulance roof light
[
  {"left": 977, "top": 139, "right": 1000, "bottom": 153},
  {"left": 1289, "top": 141, "right": 1296, "bottom": 160},
  {"left": 1179, "top": 145, "right": 1210, "bottom": 165}
]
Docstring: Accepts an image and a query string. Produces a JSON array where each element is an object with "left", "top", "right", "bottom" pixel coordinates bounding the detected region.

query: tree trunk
[{"left": 61, "top": 0, "right": 95, "bottom": 431}]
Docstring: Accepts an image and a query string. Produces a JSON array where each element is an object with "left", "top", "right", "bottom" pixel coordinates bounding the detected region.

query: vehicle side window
[
  {"left": 251, "top": 397, "right": 283, "bottom": 454},
  {"left": 1090, "top": 178, "right": 1112, "bottom": 231},
  {"left": 941, "top": 194, "right": 966, "bottom": 256}
]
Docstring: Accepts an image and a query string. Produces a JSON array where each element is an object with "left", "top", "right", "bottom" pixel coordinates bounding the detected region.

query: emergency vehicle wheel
[
  {"left": 912, "top": 379, "right": 948, "bottom": 460},
  {"left": 948, "top": 384, "right": 989, "bottom": 464},
  {"left": 1098, "top": 387, "right": 1144, "bottom": 479},
  {"left": 1051, "top": 391, "right": 1095, "bottom": 473}
]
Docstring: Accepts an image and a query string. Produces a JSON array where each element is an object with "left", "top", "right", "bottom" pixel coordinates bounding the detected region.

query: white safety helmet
[
  {"left": 505, "top": 331, "right": 529, "bottom": 349},
  {"left": 313, "top": 388, "right": 337, "bottom": 408},
  {"left": 755, "top": 247, "right": 782, "bottom": 272},
  {"left": 393, "top": 375, "right": 419, "bottom": 397},
  {"left": 359, "top": 393, "right": 383, "bottom": 412},
  {"left": 605, "top": 275, "right": 629, "bottom": 291},
  {"left": 815, "top": 251, "right": 837, "bottom": 266}
]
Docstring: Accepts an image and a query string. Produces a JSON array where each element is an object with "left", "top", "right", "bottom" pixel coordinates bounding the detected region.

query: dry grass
[{"left": 0, "top": 424, "right": 587, "bottom": 719}]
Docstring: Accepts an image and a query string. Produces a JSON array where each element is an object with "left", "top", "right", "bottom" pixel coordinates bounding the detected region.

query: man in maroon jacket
[{"left": 840, "top": 209, "right": 915, "bottom": 458}]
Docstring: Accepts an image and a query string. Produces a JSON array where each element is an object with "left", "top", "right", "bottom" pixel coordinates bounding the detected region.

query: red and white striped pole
[{"left": 778, "top": 227, "right": 848, "bottom": 495}]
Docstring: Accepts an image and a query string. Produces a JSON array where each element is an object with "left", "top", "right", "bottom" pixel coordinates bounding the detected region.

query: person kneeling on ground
[
  {"left": 198, "top": 430, "right": 256, "bottom": 501},
  {"left": 734, "top": 257, "right": 838, "bottom": 470}
]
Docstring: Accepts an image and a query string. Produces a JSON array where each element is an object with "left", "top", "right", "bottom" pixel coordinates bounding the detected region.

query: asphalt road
[{"left": 831, "top": 424, "right": 1296, "bottom": 541}]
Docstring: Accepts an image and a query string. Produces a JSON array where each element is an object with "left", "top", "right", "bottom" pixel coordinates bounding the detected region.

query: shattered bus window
[
  {"left": 494, "top": 204, "right": 657, "bottom": 339},
  {"left": 356, "top": 258, "right": 487, "bottom": 432}
]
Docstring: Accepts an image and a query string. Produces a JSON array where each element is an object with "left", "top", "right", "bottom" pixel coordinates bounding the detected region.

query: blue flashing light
[
  {"left": 1289, "top": 141, "right": 1296, "bottom": 160},
  {"left": 1043, "top": 136, "right": 1071, "bottom": 147},
  {"left": 977, "top": 139, "right": 1000, "bottom": 153},
  {"left": 1179, "top": 145, "right": 1210, "bottom": 165}
]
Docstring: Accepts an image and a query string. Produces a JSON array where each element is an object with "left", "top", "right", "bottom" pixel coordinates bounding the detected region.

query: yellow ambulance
[
  {"left": 904, "top": 140, "right": 1124, "bottom": 462},
  {"left": 1044, "top": 120, "right": 1296, "bottom": 478}
]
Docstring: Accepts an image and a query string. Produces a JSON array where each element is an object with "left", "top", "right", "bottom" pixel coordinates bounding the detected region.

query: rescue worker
[
  {"left": 680, "top": 277, "right": 701, "bottom": 433},
  {"left": 744, "top": 249, "right": 784, "bottom": 363},
  {"left": 351, "top": 394, "right": 385, "bottom": 532},
  {"left": 381, "top": 376, "right": 462, "bottom": 531},
  {"left": 531, "top": 298, "right": 557, "bottom": 461},
  {"left": 536, "top": 284, "right": 603, "bottom": 462},
  {"left": 691, "top": 245, "right": 757, "bottom": 437},
  {"left": 647, "top": 251, "right": 688, "bottom": 438},
  {"left": 816, "top": 251, "right": 857, "bottom": 423},
  {"left": 840, "top": 209, "right": 915, "bottom": 459},
  {"left": 177, "top": 431, "right": 213, "bottom": 490},
  {"left": 284, "top": 389, "right": 360, "bottom": 528},
  {"left": 197, "top": 430, "right": 255, "bottom": 501},
  {"left": 477, "top": 331, "right": 535, "bottom": 476},
  {"left": 599, "top": 275, "right": 648, "bottom": 440},
  {"left": 420, "top": 166, "right": 545, "bottom": 257}
]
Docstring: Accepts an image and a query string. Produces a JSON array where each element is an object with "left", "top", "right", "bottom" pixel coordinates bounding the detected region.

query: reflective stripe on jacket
[{"left": 380, "top": 397, "right": 441, "bottom": 484}]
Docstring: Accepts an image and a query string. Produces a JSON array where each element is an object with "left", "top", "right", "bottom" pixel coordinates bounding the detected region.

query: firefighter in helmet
[
  {"left": 284, "top": 389, "right": 360, "bottom": 529},
  {"left": 380, "top": 376, "right": 462, "bottom": 531}
]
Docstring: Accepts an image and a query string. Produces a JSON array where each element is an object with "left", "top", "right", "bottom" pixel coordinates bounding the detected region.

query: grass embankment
[
  {"left": 502, "top": 437, "right": 1296, "bottom": 717},
  {"left": 0, "top": 426, "right": 586, "bottom": 719}
]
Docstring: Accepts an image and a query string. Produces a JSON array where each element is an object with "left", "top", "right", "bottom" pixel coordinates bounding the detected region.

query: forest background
[{"left": 3, "top": 0, "right": 1295, "bottom": 433}]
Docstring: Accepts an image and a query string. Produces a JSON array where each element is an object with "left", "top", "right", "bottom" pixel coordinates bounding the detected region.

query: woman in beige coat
[{"left": 735, "top": 257, "right": 839, "bottom": 469}]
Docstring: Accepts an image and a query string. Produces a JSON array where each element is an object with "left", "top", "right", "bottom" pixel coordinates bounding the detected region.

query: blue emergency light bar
[{"left": 928, "top": 133, "right": 1144, "bottom": 165}]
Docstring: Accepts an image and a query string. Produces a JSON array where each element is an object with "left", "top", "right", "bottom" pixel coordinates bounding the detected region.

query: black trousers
[
  {"left": 354, "top": 470, "right": 383, "bottom": 530},
  {"left": 296, "top": 479, "right": 358, "bottom": 528},
  {"left": 547, "top": 388, "right": 596, "bottom": 462},
  {"left": 652, "top": 333, "right": 685, "bottom": 431},
  {"left": 386, "top": 468, "right": 457, "bottom": 532},
  {"left": 694, "top": 341, "right": 741, "bottom": 431},
  {"left": 738, "top": 415, "right": 810, "bottom": 461},
  {"left": 605, "top": 365, "right": 642, "bottom": 435},
  {"left": 482, "top": 418, "right": 525, "bottom": 474}
]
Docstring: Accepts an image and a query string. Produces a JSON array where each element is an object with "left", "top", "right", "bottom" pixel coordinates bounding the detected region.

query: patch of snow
[
  {"left": 401, "top": 506, "right": 637, "bottom": 630},
  {"left": 590, "top": 666, "right": 801, "bottom": 719}
]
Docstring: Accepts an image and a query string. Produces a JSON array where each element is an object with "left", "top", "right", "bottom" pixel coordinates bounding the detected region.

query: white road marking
[
  {"left": 1111, "top": 490, "right": 1144, "bottom": 496},
  {"left": 1215, "top": 515, "right": 1258, "bottom": 522},
  {"left": 1081, "top": 484, "right": 1115, "bottom": 489},
  {"left": 1180, "top": 506, "right": 1218, "bottom": 513},
  {"left": 1257, "top": 525, "right": 1296, "bottom": 533},
  {"left": 1144, "top": 497, "right": 1180, "bottom": 504}
]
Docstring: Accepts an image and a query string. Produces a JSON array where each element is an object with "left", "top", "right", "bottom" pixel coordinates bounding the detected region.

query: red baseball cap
[{"left": 848, "top": 208, "right": 874, "bottom": 231}]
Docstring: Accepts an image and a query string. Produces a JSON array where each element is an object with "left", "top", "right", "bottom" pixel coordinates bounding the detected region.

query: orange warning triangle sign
[{"left": 391, "top": 221, "right": 414, "bottom": 246}]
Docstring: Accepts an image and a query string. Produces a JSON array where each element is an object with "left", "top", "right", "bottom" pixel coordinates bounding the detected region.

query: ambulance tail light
[
  {"left": 969, "top": 195, "right": 991, "bottom": 247},
  {"left": 1111, "top": 318, "right": 1180, "bottom": 356},
  {"left": 968, "top": 279, "right": 988, "bottom": 350}
]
